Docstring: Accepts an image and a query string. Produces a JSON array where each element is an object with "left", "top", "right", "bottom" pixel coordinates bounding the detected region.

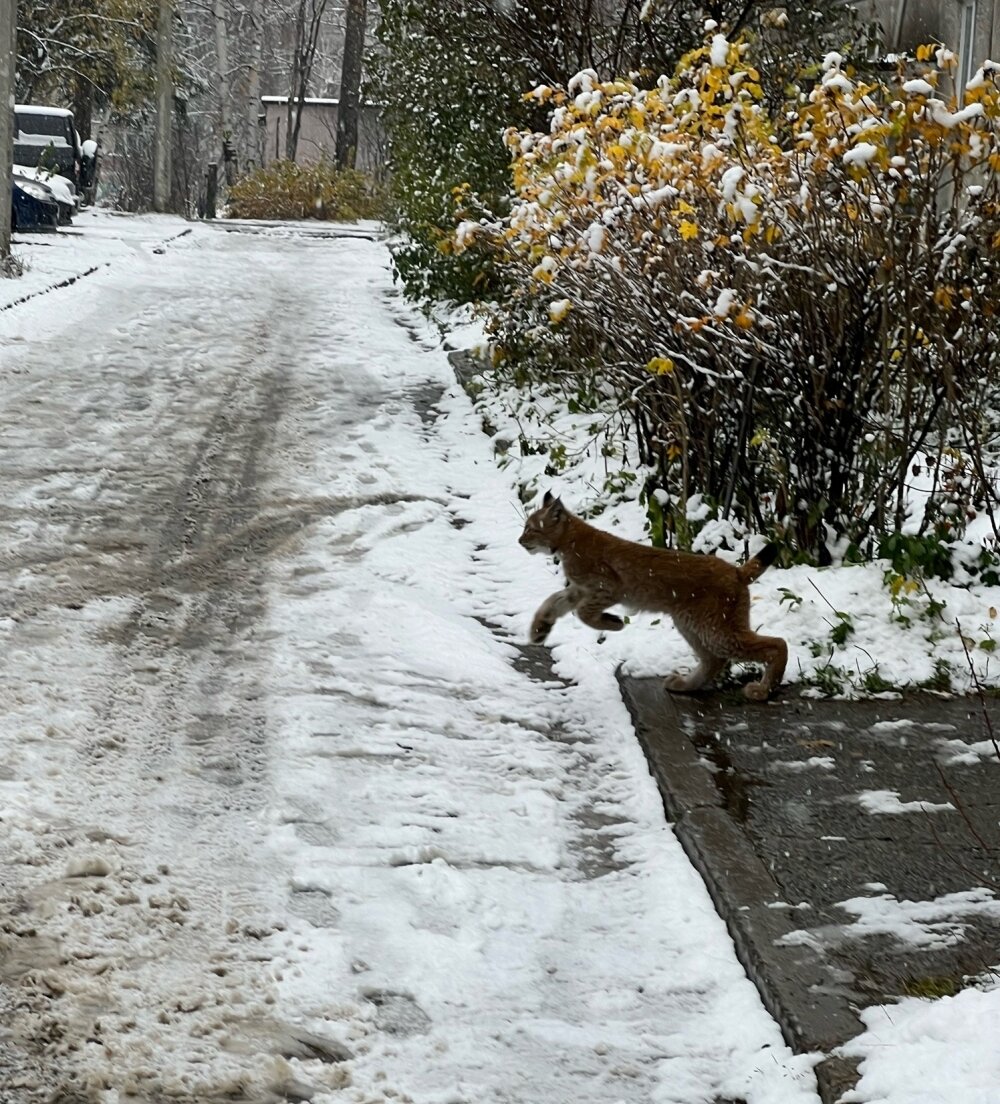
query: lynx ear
[{"left": 543, "top": 490, "right": 554, "bottom": 506}]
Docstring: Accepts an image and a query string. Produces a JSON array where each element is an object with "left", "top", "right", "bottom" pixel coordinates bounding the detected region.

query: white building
[{"left": 261, "top": 97, "right": 384, "bottom": 173}]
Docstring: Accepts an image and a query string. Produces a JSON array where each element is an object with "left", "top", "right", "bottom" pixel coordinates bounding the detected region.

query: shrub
[
  {"left": 369, "top": 1, "right": 526, "bottom": 304},
  {"left": 371, "top": 1, "right": 863, "bottom": 307},
  {"left": 226, "top": 160, "right": 386, "bottom": 221},
  {"left": 458, "top": 33, "right": 1000, "bottom": 560}
]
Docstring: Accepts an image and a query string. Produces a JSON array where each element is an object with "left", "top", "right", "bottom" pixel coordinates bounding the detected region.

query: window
[
  {"left": 958, "top": 0, "right": 977, "bottom": 95},
  {"left": 15, "top": 111, "right": 72, "bottom": 145}
]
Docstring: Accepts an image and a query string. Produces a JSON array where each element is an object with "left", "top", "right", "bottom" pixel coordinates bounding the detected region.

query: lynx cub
[{"left": 519, "top": 492, "right": 787, "bottom": 702}]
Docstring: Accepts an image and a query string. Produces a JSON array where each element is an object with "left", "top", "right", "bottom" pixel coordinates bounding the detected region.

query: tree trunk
[
  {"left": 285, "top": 0, "right": 304, "bottom": 160},
  {"left": 214, "top": 0, "right": 237, "bottom": 184},
  {"left": 0, "top": 0, "right": 14, "bottom": 259},
  {"left": 246, "top": 0, "right": 264, "bottom": 169},
  {"left": 286, "top": 0, "right": 329, "bottom": 163},
  {"left": 153, "top": 0, "right": 173, "bottom": 212},
  {"left": 335, "top": 0, "right": 366, "bottom": 169},
  {"left": 71, "top": 76, "right": 94, "bottom": 142}
]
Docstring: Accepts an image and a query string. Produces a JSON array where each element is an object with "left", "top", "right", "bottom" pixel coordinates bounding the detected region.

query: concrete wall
[{"left": 262, "top": 99, "right": 385, "bottom": 173}]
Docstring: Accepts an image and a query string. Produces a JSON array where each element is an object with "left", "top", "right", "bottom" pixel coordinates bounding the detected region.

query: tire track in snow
[{"left": 0, "top": 230, "right": 390, "bottom": 1103}]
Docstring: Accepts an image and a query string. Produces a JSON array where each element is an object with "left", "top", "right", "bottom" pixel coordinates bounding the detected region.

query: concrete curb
[{"left": 619, "top": 676, "right": 862, "bottom": 1104}]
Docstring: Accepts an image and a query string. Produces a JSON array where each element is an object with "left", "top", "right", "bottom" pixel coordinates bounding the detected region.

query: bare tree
[
  {"left": 244, "top": 0, "right": 265, "bottom": 168},
  {"left": 286, "top": 0, "right": 330, "bottom": 161},
  {"left": 213, "top": 0, "right": 237, "bottom": 181},
  {"left": 0, "top": 0, "right": 15, "bottom": 261},
  {"left": 335, "top": 0, "right": 366, "bottom": 168}
]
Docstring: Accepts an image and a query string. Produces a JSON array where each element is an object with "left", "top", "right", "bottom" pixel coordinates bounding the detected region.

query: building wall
[
  {"left": 262, "top": 99, "right": 385, "bottom": 173},
  {"left": 874, "top": 0, "right": 999, "bottom": 77}
]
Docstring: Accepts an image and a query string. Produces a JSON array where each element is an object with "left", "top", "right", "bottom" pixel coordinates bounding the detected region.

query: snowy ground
[
  {"left": 2, "top": 210, "right": 998, "bottom": 1104},
  {"left": 0, "top": 212, "right": 820, "bottom": 1104}
]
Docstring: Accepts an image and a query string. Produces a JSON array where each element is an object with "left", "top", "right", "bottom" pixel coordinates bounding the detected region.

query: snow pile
[{"left": 839, "top": 986, "right": 1000, "bottom": 1104}]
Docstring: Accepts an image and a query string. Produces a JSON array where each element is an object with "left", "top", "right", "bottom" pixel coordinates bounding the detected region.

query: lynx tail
[{"left": 738, "top": 542, "right": 781, "bottom": 584}]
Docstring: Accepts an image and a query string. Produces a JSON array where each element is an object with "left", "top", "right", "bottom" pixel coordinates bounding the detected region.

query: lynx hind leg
[
  {"left": 733, "top": 631, "right": 788, "bottom": 702},
  {"left": 664, "top": 625, "right": 727, "bottom": 693},
  {"left": 530, "top": 586, "right": 580, "bottom": 644},
  {"left": 664, "top": 655, "right": 727, "bottom": 693}
]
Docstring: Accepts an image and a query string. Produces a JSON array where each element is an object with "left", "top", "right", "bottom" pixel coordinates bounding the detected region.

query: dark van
[{"left": 13, "top": 105, "right": 98, "bottom": 203}]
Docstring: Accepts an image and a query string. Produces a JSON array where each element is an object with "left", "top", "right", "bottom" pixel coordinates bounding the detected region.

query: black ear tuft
[{"left": 543, "top": 490, "right": 553, "bottom": 505}]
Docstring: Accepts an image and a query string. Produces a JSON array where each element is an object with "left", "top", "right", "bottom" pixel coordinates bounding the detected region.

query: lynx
[{"left": 519, "top": 492, "right": 787, "bottom": 701}]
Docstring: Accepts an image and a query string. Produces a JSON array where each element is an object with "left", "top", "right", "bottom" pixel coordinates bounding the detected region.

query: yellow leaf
[
  {"left": 915, "top": 43, "right": 935, "bottom": 62},
  {"left": 733, "top": 308, "right": 754, "bottom": 330},
  {"left": 934, "top": 284, "right": 954, "bottom": 310},
  {"left": 646, "top": 356, "right": 675, "bottom": 375},
  {"left": 678, "top": 219, "right": 700, "bottom": 240}
]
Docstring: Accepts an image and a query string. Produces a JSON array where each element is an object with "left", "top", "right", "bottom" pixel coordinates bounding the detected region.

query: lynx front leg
[
  {"left": 575, "top": 598, "right": 625, "bottom": 635},
  {"left": 530, "top": 586, "right": 581, "bottom": 644}
]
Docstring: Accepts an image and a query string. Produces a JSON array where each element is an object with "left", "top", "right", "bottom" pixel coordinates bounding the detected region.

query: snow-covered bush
[
  {"left": 372, "top": 0, "right": 865, "bottom": 308},
  {"left": 460, "top": 32, "right": 1000, "bottom": 563},
  {"left": 226, "top": 161, "right": 385, "bottom": 221}
]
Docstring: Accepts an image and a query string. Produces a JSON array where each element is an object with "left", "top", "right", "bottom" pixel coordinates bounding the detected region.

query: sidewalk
[
  {"left": 620, "top": 679, "right": 1000, "bottom": 1102},
  {"left": 1, "top": 210, "right": 193, "bottom": 312}
]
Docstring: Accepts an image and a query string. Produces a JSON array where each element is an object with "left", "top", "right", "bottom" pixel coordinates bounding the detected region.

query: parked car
[
  {"left": 13, "top": 164, "right": 78, "bottom": 224},
  {"left": 13, "top": 104, "right": 98, "bottom": 205},
  {"left": 11, "top": 173, "right": 60, "bottom": 232}
]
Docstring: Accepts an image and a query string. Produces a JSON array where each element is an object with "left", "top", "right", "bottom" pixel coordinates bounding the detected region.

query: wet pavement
[{"left": 620, "top": 678, "right": 1000, "bottom": 1102}]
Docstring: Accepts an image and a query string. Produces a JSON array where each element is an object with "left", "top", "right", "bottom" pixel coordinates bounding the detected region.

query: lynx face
[{"left": 518, "top": 492, "right": 567, "bottom": 554}]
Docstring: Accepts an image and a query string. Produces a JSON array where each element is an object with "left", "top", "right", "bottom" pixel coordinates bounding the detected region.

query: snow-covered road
[{"left": 0, "top": 218, "right": 819, "bottom": 1104}]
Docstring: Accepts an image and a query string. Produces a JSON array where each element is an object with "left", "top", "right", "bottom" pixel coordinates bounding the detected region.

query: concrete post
[
  {"left": 0, "top": 0, "right": 16, "bottom": 259},
  {"left": 153, "top": 0, "right": 173, "bottom": 212}
]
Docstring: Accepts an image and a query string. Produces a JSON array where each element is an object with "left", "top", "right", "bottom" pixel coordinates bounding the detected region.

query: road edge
[{"left": 619, "top": 676, "right": 863, "bottom": 1104}]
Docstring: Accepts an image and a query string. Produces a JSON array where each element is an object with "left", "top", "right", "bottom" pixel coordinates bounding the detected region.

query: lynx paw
[
  {"left": 743, "top": 680, "right": 771, "bottom": 702},
  {"left": 664, "top": 672, "right": 699, "bottom": 693}
]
